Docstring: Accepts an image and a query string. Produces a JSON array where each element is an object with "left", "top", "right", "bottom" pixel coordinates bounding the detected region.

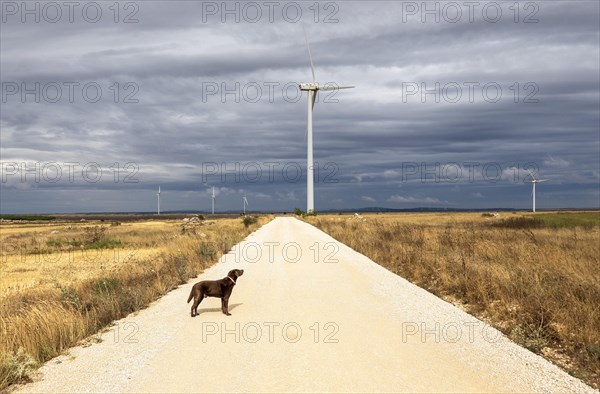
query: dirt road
[{"left": 18, "top": 217, "right": 594, "bottom": 393}]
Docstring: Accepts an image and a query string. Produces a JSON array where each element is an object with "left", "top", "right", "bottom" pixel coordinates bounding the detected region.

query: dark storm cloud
[{"left": 1, "top": 1, "right": 598, "bottom": 213}]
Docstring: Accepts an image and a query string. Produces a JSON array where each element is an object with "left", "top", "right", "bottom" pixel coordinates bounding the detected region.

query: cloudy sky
[{"left": 1, "top": 1, "right": 599, "bottom": 214}]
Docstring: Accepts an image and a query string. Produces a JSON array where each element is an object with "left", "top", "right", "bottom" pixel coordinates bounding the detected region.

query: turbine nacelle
[{"left": 299, "top": 82, "right": 319, "bottom": 91}]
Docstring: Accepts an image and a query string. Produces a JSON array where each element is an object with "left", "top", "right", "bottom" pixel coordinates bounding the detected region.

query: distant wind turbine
[
  {"left": 526, "top": 170, "right": 548, "bottom": 212},
  {"left": 243, "top": 193, "right": 249, "bottom": 215},
  {"left": 211, "top": 186, "right": 216, "bottom": 214},
  {"left": 300, "top": 29, "right": 354, "bottom": 213},
  {"left": 157, "top": 186, "right": 161, "bottom": 215}
]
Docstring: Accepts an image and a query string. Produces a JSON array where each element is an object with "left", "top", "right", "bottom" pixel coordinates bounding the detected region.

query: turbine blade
[
  {"left": 304, "top": 27, "right": 316, "bottom": 83},
  {"left": 312, "top": 90, "right": 317, "bottom": 110},
  {"left": 319, "top": 85, "right": 355, "bottom": 91}
]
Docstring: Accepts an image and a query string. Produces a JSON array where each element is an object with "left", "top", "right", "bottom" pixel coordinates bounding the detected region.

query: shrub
[
  {"left": 199, "top": 241, "right": 217, "bottom": 257},
  {"left": 294, "top": 208, "right": 318, "bottom": 217},
  {"left": 242, "top": 216, "right": 258, "bottom": 228},
  {"left": 0, "top": 348, "right": 37, "bottom": 386},
  {"left": 83, "top": 226, "right": 107, "bottom": 244},
  {"left": 93, "top": 278, "right": 119, "bottom": 295},
  {"left": 57, "top": 284, "right": 82, "bottom": 310}
]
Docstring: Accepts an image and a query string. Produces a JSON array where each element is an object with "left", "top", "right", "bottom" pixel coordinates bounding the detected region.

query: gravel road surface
[{"left": 17, "top": 217, "right": 596, "bottom": 393}]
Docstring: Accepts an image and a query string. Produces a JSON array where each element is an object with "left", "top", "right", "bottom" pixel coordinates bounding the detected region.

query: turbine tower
[
  {"left": 526, "top": 170, "right": 548, "bottom": 212},
  {"left": 300, "top": 30, "right": 354, "bottom": 213},
  {"left": 211, "top": 186, "right": 216, "bottom": 215},
  {"left": 157, "top": 186, "right": 161, "bottom": 215},
  {"left": 243, "top": 193, "right": 249, "bottom": 215}
]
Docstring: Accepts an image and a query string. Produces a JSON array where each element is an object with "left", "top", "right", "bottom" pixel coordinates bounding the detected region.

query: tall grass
[
  {"left": 0, "top": 216, "right": 269, "bottom": 390},
  {"left": 309, "top": 213, "right": 600, "bottom": 388}
]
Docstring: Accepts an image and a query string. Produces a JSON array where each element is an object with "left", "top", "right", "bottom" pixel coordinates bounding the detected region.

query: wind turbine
[
  {"left": 243, "top": 193, "right": 249, "bottom": 215},
  {"left": 299, "top": 30, "right": 354, "bottom": 213},
  {"left": 211, "top": 186, "right": 216, "bottom": 214},
  {"left": 526, "top": 170, "right": 548, "bottom": 212},
  {"left": 156, "top": 186, "right": 161, "bottom": 215}
]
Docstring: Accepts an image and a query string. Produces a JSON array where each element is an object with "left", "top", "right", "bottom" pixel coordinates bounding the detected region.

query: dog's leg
[
  {"left": 190, "top": 299, "right": 197, "bottom": 317},
  {"left": 191, "top": 293, "right": 204, "bottom": 317},
  {"left": 221, "top": 297, "right": 231, "bottom": 316}
]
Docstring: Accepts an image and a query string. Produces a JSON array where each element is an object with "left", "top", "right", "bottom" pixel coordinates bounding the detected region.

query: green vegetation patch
[
  {"left": 0, "top": 348, "right": 37, "bottom": 387},
  {"left": 46, "top": 238, "right": 123, "bottom": 250},
  {"left": 93, "top": 278, "right": 120, "bottom": 295},
  {"left": 0, "top": 215, "right": 56, "bottom": 221},
  {"left": 535, "top": 212, "right": 600, "bottom": 229}
]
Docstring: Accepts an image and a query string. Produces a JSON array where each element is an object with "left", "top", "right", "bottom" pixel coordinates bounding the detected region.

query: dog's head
[{"left": 227, "top": 269, "right": 244, "bottom": 281}]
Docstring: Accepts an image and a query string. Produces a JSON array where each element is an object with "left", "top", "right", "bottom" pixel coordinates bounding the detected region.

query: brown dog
[{"left": 187, "top": 269, "right": 244, "bottom": 317}]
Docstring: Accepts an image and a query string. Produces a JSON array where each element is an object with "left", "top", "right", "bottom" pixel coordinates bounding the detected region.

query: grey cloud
[{"left": 1, "top": 1, "right": 598, "bottom": 213}]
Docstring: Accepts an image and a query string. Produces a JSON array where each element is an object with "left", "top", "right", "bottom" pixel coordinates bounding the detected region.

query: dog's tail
[{"left": 187, "top": 289, "right": 193, "bottom": 303}]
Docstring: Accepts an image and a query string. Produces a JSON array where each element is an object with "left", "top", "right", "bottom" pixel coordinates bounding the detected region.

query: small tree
[
  {"left": 242, "top": 216, "right": 258, "bottom": 228},
  {"left": 294, "top": 208, "right": 304, "bottom": 216}
]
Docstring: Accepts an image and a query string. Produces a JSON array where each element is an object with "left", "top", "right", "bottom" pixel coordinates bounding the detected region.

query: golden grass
[
  {"left": 1, "top": 221, "right": 182, "bottom": 293},
  {"left": 0, "top": 215, "right": 271, "bottom": 390},
  {"left": 307, "top": 211, "right": 600, "bottom": 388}
]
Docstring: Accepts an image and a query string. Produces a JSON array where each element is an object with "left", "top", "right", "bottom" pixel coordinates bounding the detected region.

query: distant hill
[
  {"left": 320, "top": 207, "right": 521, "bottom": 213},
  {"left": 3, "top": 207, "right": 598, "bottom": 220}
]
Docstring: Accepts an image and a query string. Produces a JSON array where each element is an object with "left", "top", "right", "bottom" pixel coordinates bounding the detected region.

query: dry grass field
[
  {"left": 307, "top": 211, "right": 600, "bottom": 388},
  {"left": 1, "top": 211, "right": 598, "bottom": 390},
  {"left": 0, "top": 215, "right": 270, "bottom": 390}
]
